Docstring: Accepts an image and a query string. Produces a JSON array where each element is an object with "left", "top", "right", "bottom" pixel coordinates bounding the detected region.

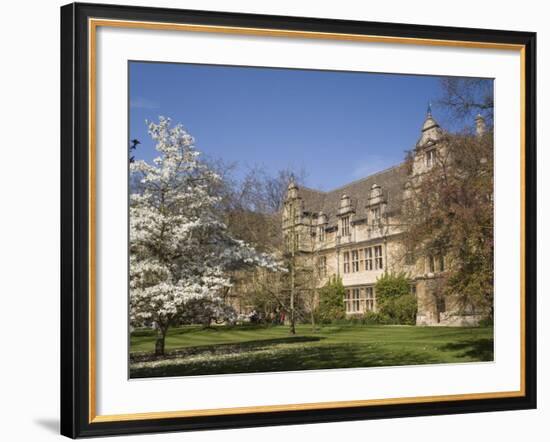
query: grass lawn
[{"left": 129, "top": 324, "right": 493, "bottom": 378}]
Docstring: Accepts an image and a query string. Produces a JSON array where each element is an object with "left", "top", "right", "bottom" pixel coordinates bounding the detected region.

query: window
[
  {"left": 294, "top": 233, "right": 300, "bottom": 250},
  {"left": 352, "top": 288, "right": 361, "bottom": 312},
  {"left": 428, "top": 254, "right": 444, "bottom": 273},
  {"left": 343, "top": 251, "right": 350, "bottom": 273},
  {"left": 428, "top": 255, "right": 436, "bottom": 273},
  {"left": 365, "top": 286, "right": 375, "bottom": 311},
  {"left": 345, "top": 287, "right": 376, "bottom": 314},
  {"left": 426, "top": 149, "right": 436, "bottom": 168},
  {"left": 436, "top": 296, "right": 446, "bottom": 313},
  {"left": 317, "top": 256, "right": 327, "bottom": 277},
  {"left": 341, "top": 216, "right": 350, "bottom": 236},
  {"left": 344, "top": 290, "right": 351, "bottom": 313},
  {"left": 410, "top": 284, "right": 417, "bottom": 296},
  {"left": 365, "top": 247, "right": 373, "bottom": 270},
  {"left": 439, "top": 255, "right": 445, "bottom": 272},
  {"left": 351, "top": 250, "right": 359, "bottom": 272},
  {"left": 371, "top": 206, "right": 380, "bottom": 226},
  {"left": 362, "top": 246, "right": 383, "bottom": 270},
  {"left": 374, "top": 245, "right": 383, "bottom": 269},
  {"left": 318, "top": 226, "right": 325, "bottom": 242}
]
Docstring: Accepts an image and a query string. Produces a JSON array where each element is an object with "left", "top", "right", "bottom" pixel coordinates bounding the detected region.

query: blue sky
[{"left": 130, "top": 62, "right": 482, "bottom": 190}]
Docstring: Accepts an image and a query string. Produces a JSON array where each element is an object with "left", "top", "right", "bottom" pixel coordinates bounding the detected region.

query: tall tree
[
  {"left": 401, "top": 131, "right": 494, "bottom": 318},
  {"left": 438, "top": 78, "right": 494, "bottom": 125},
  {"left": 280, "top": 190, "right": 323, "bottom": 334},
  {"left": 219, "top": 165, "right": 314, "bottom": 332},
  {"left": 129, "top": 117, "right": 281, "bottom": 355}
]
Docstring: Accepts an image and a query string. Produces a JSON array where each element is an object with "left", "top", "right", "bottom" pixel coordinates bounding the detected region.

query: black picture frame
[{"left": 61, "top": 2, "right": 537, "bottom": 438}]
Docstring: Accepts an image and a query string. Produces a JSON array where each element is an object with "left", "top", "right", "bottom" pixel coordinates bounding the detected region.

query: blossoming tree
[{"left": 130, "top": 117, "right": 281, "bottom": 355}]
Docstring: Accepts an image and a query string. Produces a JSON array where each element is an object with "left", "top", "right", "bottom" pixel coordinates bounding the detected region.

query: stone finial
[
  {"left": 286, "top": 180, "right": 298, "bottom": 200},
  {"left": 368, "top": 184, "right": 384, "bottom": 205},
  {"left": 338, "top": 194, "right": 353, "bottom": 215},
  {"left": 475, "top": 114, "right": 486, "bottom": 137},
  {"left": 340, "top": 194, "right": 350, "bottom": 208}
]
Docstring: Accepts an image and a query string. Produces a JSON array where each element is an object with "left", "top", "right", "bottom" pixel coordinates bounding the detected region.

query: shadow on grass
[
  {"left": 133, "top": 324, "right": 283, "bottom": 338},
  {"left": 439, "top": 338, "right": 494, "bottom": 361},
  {"left": 130, "top": 342, "right": 440, "bottom": 379},
  {"left": 131, "top": 335, "right": 325, "bottom": 363}
]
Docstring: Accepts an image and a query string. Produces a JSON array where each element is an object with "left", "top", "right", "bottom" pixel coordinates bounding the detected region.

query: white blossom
[{"left": 130, "top": 117, "right": 282, "bottom": 335}]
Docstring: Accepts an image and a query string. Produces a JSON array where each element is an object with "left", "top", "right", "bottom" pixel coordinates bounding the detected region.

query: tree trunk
[
  {"left": 289, "top": 201, "right": 297, "bottom": 335},
  {"left": 310, "top": 302, "right": 316, "bottom": 332},
  {"left": 289, "top": 266, "right": 296, "bottom": 335},
  {"left": 155, "top": 329, "right": 166, "bottom": 356}
]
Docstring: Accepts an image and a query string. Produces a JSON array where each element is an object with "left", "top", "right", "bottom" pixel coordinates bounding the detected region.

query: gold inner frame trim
[{"left": 88, "top": 17, "right": 527, "bottom": 424}]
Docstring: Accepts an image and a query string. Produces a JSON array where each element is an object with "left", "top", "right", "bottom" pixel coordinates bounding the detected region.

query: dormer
[
  {"left": 337, "top": 195, "right": 354, "bottom": 238},
  {"left": 317, "top": 211, "right": 328, "bottom": 242}
]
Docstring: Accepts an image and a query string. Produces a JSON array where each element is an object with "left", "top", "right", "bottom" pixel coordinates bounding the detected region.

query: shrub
[
  {"left": 391, "top": 294, "right": 418, "bottom": 325},
  {"left": 318, "top": 275, "right": 346, "bottom": 323},
  {"left": 361, "top": 311, "right": 392, "bottom": 325},
  {"left": 375, "top": 271, "right": 410, "bottom": 299},
  {"left": 327, "top": 312, "right": 392, "bottom": 326},
  {"left": 375, "top": 272, "right": 417, "bottom": 325}
]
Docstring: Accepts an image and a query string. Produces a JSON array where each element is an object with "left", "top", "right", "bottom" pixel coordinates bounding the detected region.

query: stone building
[{"left": 282, "top": 109, "right": 486, "bottom": 326}]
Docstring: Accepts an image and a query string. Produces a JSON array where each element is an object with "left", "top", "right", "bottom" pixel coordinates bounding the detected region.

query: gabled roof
[{"left": 293, "top": 163, "right": 409, "bottom": 226}]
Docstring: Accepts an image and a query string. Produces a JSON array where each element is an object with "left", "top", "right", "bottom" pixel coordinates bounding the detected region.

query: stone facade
[{"left": 282, "top": 110, "right": 486, "bottom": 326}]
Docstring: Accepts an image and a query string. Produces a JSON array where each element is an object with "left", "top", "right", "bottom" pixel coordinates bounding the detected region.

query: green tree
[
  {"left": 375, "top": 272, "right": 417, "bottom": 325},
  {"left": 402, "top": 132, "right": 494, "bottom": 319},
  {"left": 317, "top": 275, "right": 346, "bottom": 323}
]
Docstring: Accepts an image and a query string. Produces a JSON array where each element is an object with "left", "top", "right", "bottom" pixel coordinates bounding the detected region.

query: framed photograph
[{"left": 60, "top": 2, "right": 536, "bottom": 438}]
